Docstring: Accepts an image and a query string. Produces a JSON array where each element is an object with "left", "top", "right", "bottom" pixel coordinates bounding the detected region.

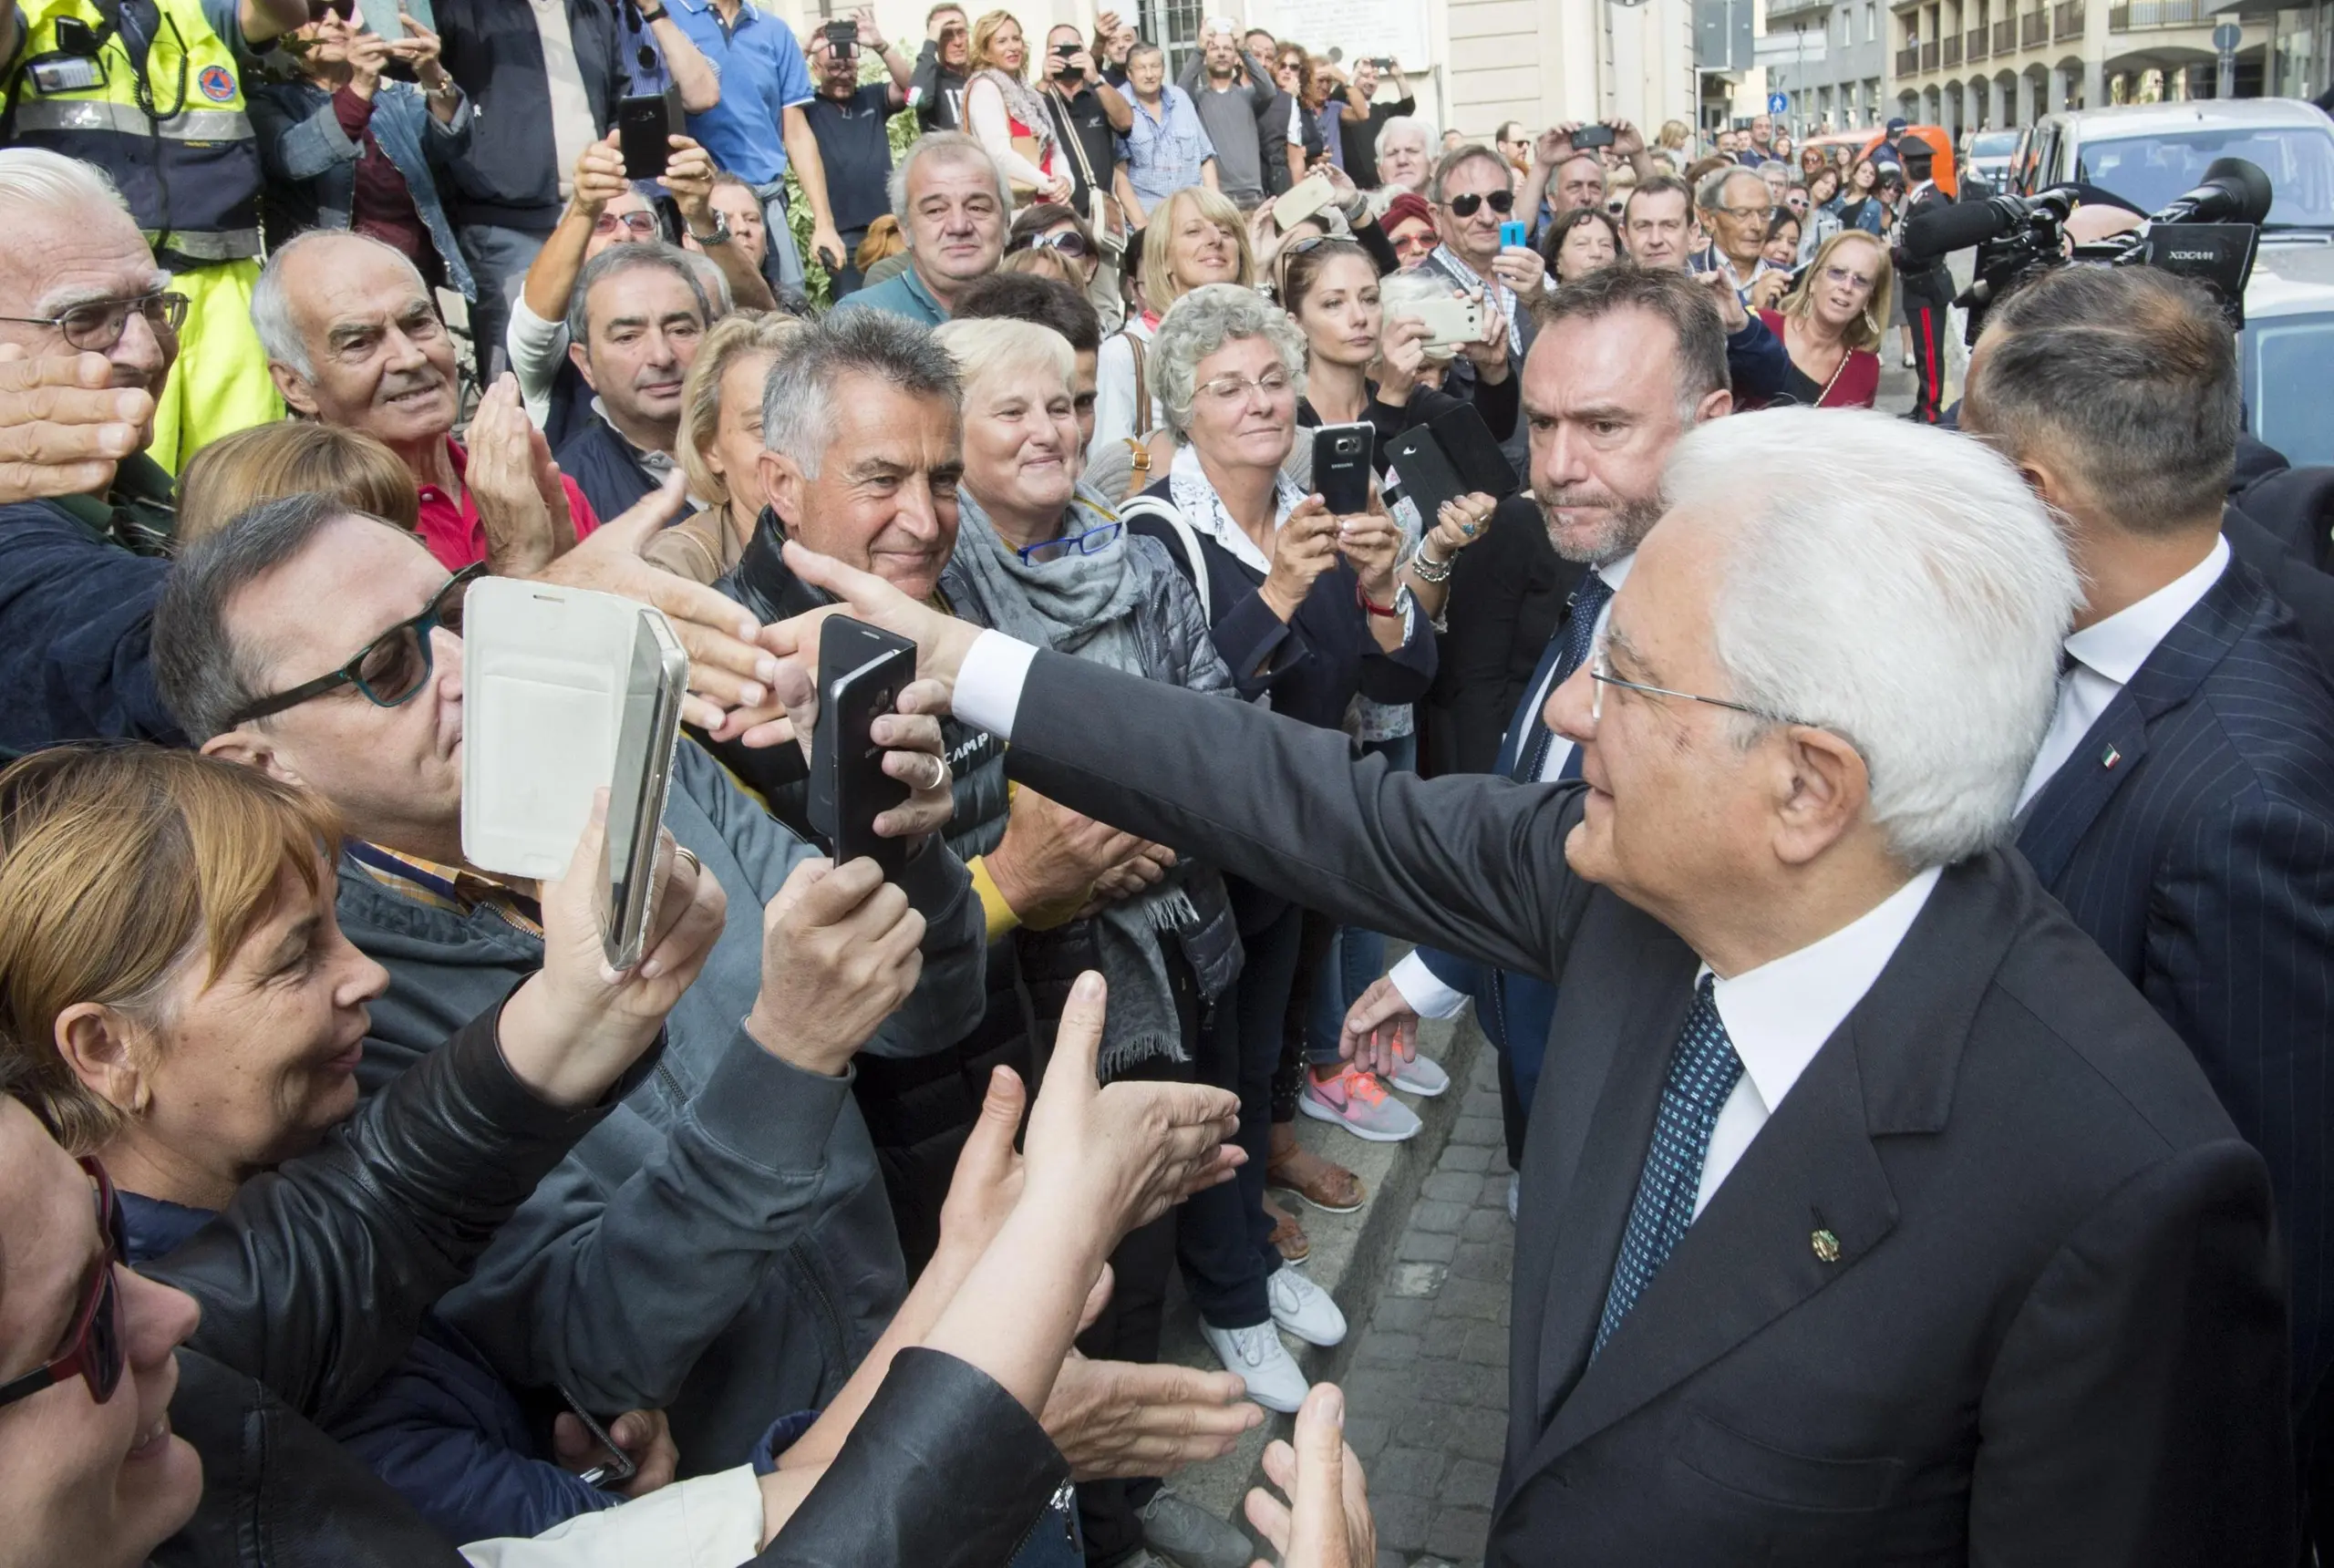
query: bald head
[{"left": 253, "top": 232, "right": 459, "bottom": 455}]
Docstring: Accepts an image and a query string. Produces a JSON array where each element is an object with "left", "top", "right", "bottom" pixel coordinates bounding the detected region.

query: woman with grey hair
[
  {"left": 1114, "top": 283, "right": 1434, "bottom": 1413},
  {"left": 930, "top": 315, "right": 1263, "bottom": 1565}
]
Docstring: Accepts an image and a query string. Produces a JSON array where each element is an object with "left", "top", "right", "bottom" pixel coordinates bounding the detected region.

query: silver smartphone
[
  {"left": 598, "top": 611, "right": 688, "bottom": 971},
  {"left": 1396, "top": 296, "right": 1484, "bottom": 350}
]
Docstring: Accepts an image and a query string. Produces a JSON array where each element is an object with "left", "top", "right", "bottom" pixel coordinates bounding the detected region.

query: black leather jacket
[
  {"left": 756, "top": 1349, "right": 1071, "bottom": 1567},
  {"left": 148, "top": 997, "right": 653, "bottom": 1568}
]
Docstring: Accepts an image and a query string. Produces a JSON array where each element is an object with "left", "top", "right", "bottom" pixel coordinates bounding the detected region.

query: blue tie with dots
[
  {"left": 1515, "top": 570, "right": 1615, "bottom": 783},
  {"left": 1593, "top": 975, "right": 1745, "bottom": 1357}
]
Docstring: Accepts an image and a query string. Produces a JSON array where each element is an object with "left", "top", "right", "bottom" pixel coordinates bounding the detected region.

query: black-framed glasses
[
  {"left": 1017, "top": 521, "right": 1122, "bottom": 564},
  {"left": 0, "top": 291, "right": 188, "bottom": 354},
  {"left": 0, "top": 1159, "right": 128, "bottom": 1413},
  {"left": 1444, "top": 190, "right": 1514, "bottom": 218},
  {"left": 225, "top": 564, "right": 482, "bottom": 727},
  {"left": 1588, "top": 645, "right": 1795, "bottom": 727}
]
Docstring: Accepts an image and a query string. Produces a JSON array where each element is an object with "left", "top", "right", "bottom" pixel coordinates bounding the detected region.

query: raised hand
[
  {"left": 0, "top": 347, "right": 150, "bottom": 505},
  {"left": 744, "top": 855, "right": 928, "bottom": 1077},
  {"left": 465, "top": 372, "right": 575, "bottom": 576},
  {"left": 1244, "top": 1384, "right": 1378, "bottom": 1567},
  {"left": 570, "top": 131, "right": 631, "bottom": 218},
  {"left": 498, "top": 796, "right": 728, "bottom": 1107}
]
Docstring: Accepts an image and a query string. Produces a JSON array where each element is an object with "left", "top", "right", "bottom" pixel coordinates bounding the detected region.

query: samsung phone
[
  {"left": 1572, "top": 123, "right": 1616, "bottom": 151},
  {"left": 1498, "top": 219, "right": 1529, "bottom": 249},
  {"left": 1427, "top": 404, "right": 1519, "bottom": 498},
  {"left": 1397, "top": 295, "right": 1482, "bottom": 351},
  {"left": 616, "top": 92, "right": 680, "bottom": 181},
  {"left": 1312, "top": 422, "right": 1375, "bottom": 516},
  {"left": 598, "top": 613, "right": 688, "bottom": 969},
  {"left": 1382, "top": 426, "right": 1470, "bottom": 533},
  {"left": 1274, "top": 170, "right": 1338, "bottom": 232},
  {"left": 460, "top": 580, "right": 685, "bottom": 903},
  {"left": 810, "top": 616, "right": 916, "bottom": 881}
]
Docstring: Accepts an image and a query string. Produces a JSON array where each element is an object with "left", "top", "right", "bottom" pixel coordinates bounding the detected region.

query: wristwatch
[
  {"left": 637, "top": 5, "right": 666, "bottom": 20},
  {"left": 687, "top": 210, "right": 733, "bottom": 247}
]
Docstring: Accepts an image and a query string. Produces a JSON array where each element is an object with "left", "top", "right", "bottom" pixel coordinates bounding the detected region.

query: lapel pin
[
  {"left": 1811, "top": 1228, "right": 1842, "bottom": 1264},
  {"left": 2102, "top": 744, "right": 2122, "bottom": 769}
]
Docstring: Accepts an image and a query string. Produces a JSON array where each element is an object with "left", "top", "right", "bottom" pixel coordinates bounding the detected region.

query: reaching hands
[
  {"left": 659, "top": 135, "right": 718, "bottom": 228},
  {"left": 497, "top": 796, "right": 728, "bottom": 1108},
  {"left": 1339, "top": 975, "right": 1419, "bottom": 1078},
  {"left": 987, "top": 787, "right": 1146, "bottom": 923},
  {"left": 745, "top": 855, "right": 928, "bottom": 1077},
  {"left": 0, "top": 347, "right": 150, "bottom": 506},
  {"left": 1700, "top": 267, "right": 1750, "bottom": 334},
  {"left": 1244, "top": 1384, "right": 1379, "bottom": 1568},
  {"left": 759, "top": 539, "right": 987, "bottom": 707}
]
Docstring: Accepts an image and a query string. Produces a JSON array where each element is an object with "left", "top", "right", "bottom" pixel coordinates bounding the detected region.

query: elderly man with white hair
[
  {"left": 1366, "top": 116, "right": 1433, "bottom": 210},
  {"left": 834, "top": 132, "right": 1010, "bottom": 326},
  {"left": 759, "top": 406, "right": 2297, "bottom": 1564}
]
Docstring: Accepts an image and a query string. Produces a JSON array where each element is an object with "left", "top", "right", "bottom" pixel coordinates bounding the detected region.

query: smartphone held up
[{"left": 460, "top": 580, "right": 689, "bottom": 970}]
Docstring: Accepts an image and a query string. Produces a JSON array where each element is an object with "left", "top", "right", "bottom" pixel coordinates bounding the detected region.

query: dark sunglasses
[
  {"left": 1444, "top": 189, "right": 1514, "bottom": 218},
  {"left": 0, "top": 1159, "right": 129, "bottom": 1414},
  {"left": 224, "top": 564, "right": 481, "bottom": 727}
]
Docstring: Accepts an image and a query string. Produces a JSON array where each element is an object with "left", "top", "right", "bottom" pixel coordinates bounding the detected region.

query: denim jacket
[{"left": 250, "top": 78, "right": 478, "bottom": 299}]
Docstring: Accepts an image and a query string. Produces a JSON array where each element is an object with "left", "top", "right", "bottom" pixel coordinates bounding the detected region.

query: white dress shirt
[
  {"left": 2014, "top": 535, "right": 2230, "bottom": 812},
  {"left": 1387, "top": 551, "right": 1634, "bottom": 1021},
  {"left": 955, "top": 628, "right": 1941, "bottom": 1222},
  {"left": 1692, "top": 865, "right": 1940, "bottom": 1215}
]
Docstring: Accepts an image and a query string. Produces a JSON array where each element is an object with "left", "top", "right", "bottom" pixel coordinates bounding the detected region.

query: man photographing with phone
[{"left": 802, "top": 8, "right": 912, "bottom": 296}]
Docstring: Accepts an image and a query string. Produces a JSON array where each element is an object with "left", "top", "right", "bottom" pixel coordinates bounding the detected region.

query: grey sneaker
[{"left": 1136, "top": 1487, "right": 1254, "bottom": 1568}]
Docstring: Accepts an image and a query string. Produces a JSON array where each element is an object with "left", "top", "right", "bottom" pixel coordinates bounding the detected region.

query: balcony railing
[
  {"left": 1921, "top": 37, "right": 1941, "bottom": 66},
  {"left": 2052, "top": 0, "right": 2084, "bottom": 37},
  {"left": 1967, "top": 24, "right": 1989, "bottom": 57},
  {"left": 2108, "top": 0, "right": 2205, "bottom": 25},
  {"left": 1896, "top": 42, "right": 1923, "bottom": 72},
  {"left": 1994, "top": 16, "right": 2019, "bottom": 48},
  {"left": 2020, "top": 8, "right": 2048, "bottom": 44},
  {"left": 1942, "top": 34, "right": 1963, "bottom": 62}
]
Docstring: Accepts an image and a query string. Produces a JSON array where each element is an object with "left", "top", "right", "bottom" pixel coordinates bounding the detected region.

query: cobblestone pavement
[{"left": 1334, "top": 1047, "right": 1513, "bottom": 1568}]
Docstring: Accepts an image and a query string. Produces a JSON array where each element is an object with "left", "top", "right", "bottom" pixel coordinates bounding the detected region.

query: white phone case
[
  {"left": 1275, "top": 171, "right": 1338, "bottom": 232},
  {"left": 460, "top": 577, "right": 666, "bottom": 880}
]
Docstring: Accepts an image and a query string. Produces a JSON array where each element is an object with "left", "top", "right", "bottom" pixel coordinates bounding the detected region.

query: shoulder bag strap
[
  {"left": 1116, "top": 494, "right": 1210, "bottom": 621},
  {"left": 1124, "top": 330, "right": 1151, "bottom": 436}
]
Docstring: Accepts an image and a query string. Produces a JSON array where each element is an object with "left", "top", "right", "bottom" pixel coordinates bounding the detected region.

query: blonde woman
[
  {"left": 1092, "top": 184, "right": 1254, "bottom": 448},
  {"left": 963, "top": 11, "right": 1071, "bottom": 204},
  {"left": 176, "top": 421, "right": 421, "bottom": 543},
  {"left": 1744, "top": 229, "right": 1893, "bottom": 408},
  {"left": 654, "top": 312, "right": 806, "bottom": 582}
]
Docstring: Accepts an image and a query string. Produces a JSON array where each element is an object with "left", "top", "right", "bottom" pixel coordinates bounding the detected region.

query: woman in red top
[
  {"left": 964, "top": 11, "right": 1070, "bottom": 205},
  {"left": 1748, "top": 230, "right": 1894, "bottom": 409}
]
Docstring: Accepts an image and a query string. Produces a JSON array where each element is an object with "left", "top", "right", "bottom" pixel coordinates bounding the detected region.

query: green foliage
[{"left": 780, "top": 48, "right": 923, "bottom": 309}]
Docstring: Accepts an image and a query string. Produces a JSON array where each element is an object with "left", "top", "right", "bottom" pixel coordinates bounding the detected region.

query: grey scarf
[{"left": 950, "top": 486, "right": 1197, "bottom": 1079}]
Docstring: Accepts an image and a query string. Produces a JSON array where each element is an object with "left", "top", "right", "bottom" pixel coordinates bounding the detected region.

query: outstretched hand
[{"left": 1244, "top": 1383, "right": 1378, "bottom": 1567}]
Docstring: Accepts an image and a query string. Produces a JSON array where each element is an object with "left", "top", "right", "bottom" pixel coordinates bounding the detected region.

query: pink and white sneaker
[{"left": 1299, "top": 1064, "right": 1423, "bottom": 1143}]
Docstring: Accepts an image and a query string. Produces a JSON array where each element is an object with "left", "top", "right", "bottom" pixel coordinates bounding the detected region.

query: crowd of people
[{"left": 3, "top": 3, "right": 2334, "bottom": 1565}]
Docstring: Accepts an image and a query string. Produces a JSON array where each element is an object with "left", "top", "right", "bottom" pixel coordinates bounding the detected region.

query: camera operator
[
  {"left": 1893, "top": 142, "right": 1954, "bottom": 423},
  {"left": 1962, "top": 263, "right": 2334, "bottom": 1470}
]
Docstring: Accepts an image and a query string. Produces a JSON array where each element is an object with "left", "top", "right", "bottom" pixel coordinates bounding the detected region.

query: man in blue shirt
[{"left": 666, "top": 0, "right": 845, "bottom": 301}]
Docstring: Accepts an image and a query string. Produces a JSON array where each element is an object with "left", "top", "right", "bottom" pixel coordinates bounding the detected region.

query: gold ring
[{"left": 673, "top": 845, "right": 702, "bottom": 878}]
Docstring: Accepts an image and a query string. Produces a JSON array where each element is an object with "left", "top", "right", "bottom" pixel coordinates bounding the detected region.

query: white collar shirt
[
  {"left": 2014, "top": 534, "right": 2229, "bottom": 811},
  {"left": 1533, "top": 550, "right": 1634, "bottom": 782},
  {"left": 1694, "top": 864, "right": 1945, "bottom": 1217}
]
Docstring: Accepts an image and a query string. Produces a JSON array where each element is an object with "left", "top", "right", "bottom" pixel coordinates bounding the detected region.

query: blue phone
[{"left": 1499, "top": 219, "right": 1529, "bottom": 249}]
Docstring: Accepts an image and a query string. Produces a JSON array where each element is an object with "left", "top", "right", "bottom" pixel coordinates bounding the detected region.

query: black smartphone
[
  {"left": 822, "top": 18, "right": 856, "bottom": 54},
  {"left": 53, "top": 15, "right": 98, "bottom": 52},
  {"left": 811, "top": 616, "right": 915, "bottom": 881},
  {"left": 558, "top": 1394, "right": 638, "bottom": 1489},
  {"left": 1572, "top": 123, "right": 1616, "bottom": 151},
  {"left": 1426, "top": 405, "right": 1519, "bottom": 499},
  {"left": 1312, "top": 422, "right": 1375, "bottom": 516},
  {"left": 615, "top": 92, "right": 679, "bottom": 181},
  {"left": 1382, "top": 426, "right": 1469, "bottom": 535}
]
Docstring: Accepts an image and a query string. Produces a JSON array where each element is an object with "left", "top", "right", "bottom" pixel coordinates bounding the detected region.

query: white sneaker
[
  {"left": 1202, "top": 1319, "right": 1308, "bottom": 1413},
  {"left": 1389, "top": 1053, "right": 1451, "bottom": 1097},
  {"left": 1268, "top": 1264, "right": 1348, "bottom": 1346}
]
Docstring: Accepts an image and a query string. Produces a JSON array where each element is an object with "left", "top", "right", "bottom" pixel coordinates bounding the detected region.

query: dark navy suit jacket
[{"left": 2017, "top": 555, "right": 2334, "bottom": 1406}]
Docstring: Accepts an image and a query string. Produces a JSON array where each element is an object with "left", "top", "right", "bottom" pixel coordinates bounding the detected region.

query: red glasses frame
[{"left": 0, "top": 1158, "right": 128, "bottom": 1411}]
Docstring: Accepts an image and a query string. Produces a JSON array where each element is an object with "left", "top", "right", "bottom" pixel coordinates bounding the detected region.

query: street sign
[
  {"left": 2213, "top": 20, "right": 2242, "bottom": 50},
  {"left": 1769, "top": 91, "right": 1791, "bottom": 113}
]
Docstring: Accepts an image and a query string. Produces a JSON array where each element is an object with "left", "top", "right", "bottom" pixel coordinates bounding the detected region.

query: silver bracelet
[{"left": 1407, "top": 545, "right": 1455, "bottom": 584}]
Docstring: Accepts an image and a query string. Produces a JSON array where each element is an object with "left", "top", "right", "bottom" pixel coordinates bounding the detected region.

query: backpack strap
[{"left": 1116, "top": 493, "right": 1210, "bottom": 622}]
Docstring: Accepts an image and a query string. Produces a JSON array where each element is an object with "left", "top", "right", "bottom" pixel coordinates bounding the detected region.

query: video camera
[{"left": 1898, "top": 157, "right": 2272, "bottom": 342}]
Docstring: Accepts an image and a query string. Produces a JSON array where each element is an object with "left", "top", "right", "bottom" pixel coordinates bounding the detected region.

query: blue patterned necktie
[
  {"left": 1515, "top": 570, "right": 1615, "bottom": 783},
  {"left": 1593, "top": 975, "right": 1745, "bottom": 1356}
]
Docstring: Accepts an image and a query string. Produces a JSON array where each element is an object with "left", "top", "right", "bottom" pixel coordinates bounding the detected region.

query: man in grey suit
[{"left": 764, "top": 405, "right": 2294, "bottom": 1562}]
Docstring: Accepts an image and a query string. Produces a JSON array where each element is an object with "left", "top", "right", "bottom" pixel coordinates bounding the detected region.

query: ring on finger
[
  {"left": 919, "top": 754, "right": 948, "bottom": 792},
  {"left": 673, "top": 845, "right": 702, "bottom": 879}
]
